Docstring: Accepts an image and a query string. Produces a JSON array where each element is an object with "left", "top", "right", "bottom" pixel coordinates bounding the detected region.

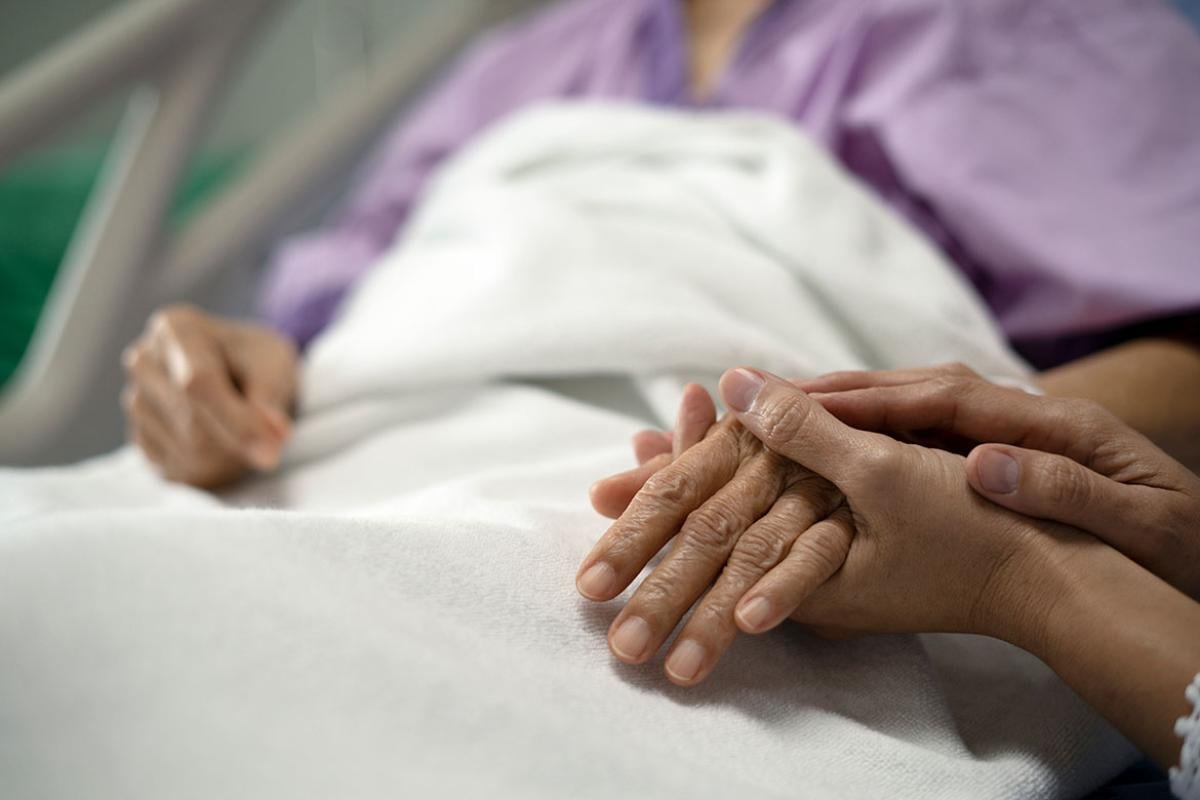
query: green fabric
[{"left": 0, "top": 145, "right": 243, "bottom": 387}]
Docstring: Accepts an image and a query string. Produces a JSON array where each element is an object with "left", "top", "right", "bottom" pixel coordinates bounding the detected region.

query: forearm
[
  {"left": 1038, "top": 337, "right": 1200, "bottom": 471},
  {"left": 1013, "top": 538, "right": 1200, "bottom": 770}
]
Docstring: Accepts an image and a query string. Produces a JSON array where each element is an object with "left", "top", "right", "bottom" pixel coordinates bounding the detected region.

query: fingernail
[
  {"left": 722, "top": 368, "right": 765, "bottom": 413},
  {"left": 577, "top": 562, "right": 616, "bottom": 599},
  {"left": 246, "top": 441, "right": 280, "bottom": 470},
  {"left": 977, "top": 449, "right": 1019, "bottom": 494},
  {"left": 610, "top": 616, "right": 652, "bottom": 661},
  {"left": 665, "top": 640, "right": 707, "bottom": 683},
  {"left": 736, "top": 596, "right": 774, "bottom": 632}
]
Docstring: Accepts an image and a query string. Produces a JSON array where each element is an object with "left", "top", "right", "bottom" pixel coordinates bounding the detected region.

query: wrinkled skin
[{"left": 580, "top": 369, "right": 1070, "bottom": 686}]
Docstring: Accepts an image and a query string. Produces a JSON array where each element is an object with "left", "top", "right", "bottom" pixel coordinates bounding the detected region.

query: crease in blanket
[{"left": 0, "top": 103, "right": 1135, "bottom": 800}]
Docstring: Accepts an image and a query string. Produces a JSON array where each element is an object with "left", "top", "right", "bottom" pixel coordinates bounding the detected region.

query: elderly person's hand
[
  {"left": 801, "top": 364, "right": 1200, "bottom": 599},
  {"left": 576, "top": 382, "right": 845, "bottom": 685},
  {"left": 579, "top": 369, "right": 1095, "bottom": 684},
  {"left": 121, "top": 304, "right": 297, "bottom": 489}
]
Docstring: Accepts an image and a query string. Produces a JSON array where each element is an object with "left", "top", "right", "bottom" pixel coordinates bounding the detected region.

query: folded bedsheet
[{"left": 0, "top": 103, "right": 1133, "bottom": 799}]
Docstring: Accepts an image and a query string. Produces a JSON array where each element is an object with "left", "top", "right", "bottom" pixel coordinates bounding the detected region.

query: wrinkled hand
[
  {"left": 121, "top": 304, "right": 297, "bottom": 489},
  {"left": 579, "top": 369, "right": 1075, "bottom": 686},
  {"left": 803, "top": 363, "right": 1200, "bottom": 599},
  {"left": 578, "top": 384, "right": 844, "bottom": 686},
  {"left": 589, "top": 384, "right": 719, "bottom": 520}
]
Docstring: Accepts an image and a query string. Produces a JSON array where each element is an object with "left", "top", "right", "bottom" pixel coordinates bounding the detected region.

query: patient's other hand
[{"left": 121, "top": 304, "right": 297, "bottom": 489}]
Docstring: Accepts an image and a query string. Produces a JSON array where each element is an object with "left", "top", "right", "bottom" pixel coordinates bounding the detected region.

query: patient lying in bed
[
  {"left": 4, "top": 101, "right": 1145, "bottom": 798},
  {"left": 118, "top": 0, "right": 1200, "bottom": 490}
]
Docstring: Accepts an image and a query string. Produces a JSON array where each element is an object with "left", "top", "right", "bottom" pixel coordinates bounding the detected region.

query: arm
[
  {"left": 584, "top": 369, "right": 1200, "bottom": 775},
  {"left": 868, "top": 1, "right": 1200, "bottom": 448},
  {"left": 721, "top": 370, "right": 1200, "bottom": 776},
  {"left": 1022, "top": 539, "right": 1200, "bottom": 772},
  {"left": 1038, "top": 334, "right": 1200, "bottom": 471}
]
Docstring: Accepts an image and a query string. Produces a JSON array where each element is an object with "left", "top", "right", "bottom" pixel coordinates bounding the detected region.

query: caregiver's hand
[
  {"left": 578, "top": 367, "right": 1067, "bottom": 684},
  {"left": 121, "top": 304, "right": 297, "bottom": 489},
  {"left": 713, "top": 368, "right": 1072, "bottom": 642},
  {"left": 726, "top": 369, "right": 1200, "bottom": 774},
  {"left": 804, "top": 365, "right": 1200, "bottom": 599},
  {"left": 576, "top": 387, "right": 843, "bottom": 685}
]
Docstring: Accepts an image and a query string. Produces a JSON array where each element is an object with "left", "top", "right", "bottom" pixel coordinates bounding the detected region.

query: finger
[
  {"left": 605, "top": 452, "right": 791, "bottom": 664},
  {"left": 633, "top": 430, "right": 672, "bottom": 465},
  {"left": 720, "top": 368, "right": 898, "bottom": 492},
  {"left": 154, "top": 324, "right": 281, "bottom": 469},
  {"left": 577, "top": 428, "right": 743, "bottom": 600},
  {"left": 663, "top": 475, "right": 841, "bottom": 685},
  {"left": 966, "top": 444, "right": 1157, "bottom": 566},
  {"left": 251, "top": 397, "right": 292, "bottom": 442},
  {"left": 815, "top": 380, "right": 1125, "bottom": 469},
  {"left": 129, "top": 347, "right": 250, "bottom": 471},
  {"left": 674, "top": 383, "right": 717, "bottom": 458},
  {"left": 127, "top": 395, "right": 178, "bottom": 475},
  {"left": 588, "top": 453, "right": 672, "bottom": 519},
  {"left": 223, "top": 328, "right": 297, "bottom": 417},
  {"left": 736, "top": 505, "right": 855, "bottom": 633},
  {"left": 795, "top": 363, "right": 975, "bottom": 394}
]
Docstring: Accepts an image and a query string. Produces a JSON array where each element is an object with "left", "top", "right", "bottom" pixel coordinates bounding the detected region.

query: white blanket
[{"left": 0, "top": 104, "right": 1132, "bottom": 799}]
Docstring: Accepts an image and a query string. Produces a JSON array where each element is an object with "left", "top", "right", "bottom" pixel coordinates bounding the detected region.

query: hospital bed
[
  {"left": 3, "top": 2, "right": 1173, "bottom": 795},
  {"left": 0, "top": 0, "right": 543, "bottom": 465}
]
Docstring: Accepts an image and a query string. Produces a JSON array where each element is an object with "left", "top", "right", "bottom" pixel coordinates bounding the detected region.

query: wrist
[{"left": 973, "top": 520, "right": 1097, "bottom": 657}]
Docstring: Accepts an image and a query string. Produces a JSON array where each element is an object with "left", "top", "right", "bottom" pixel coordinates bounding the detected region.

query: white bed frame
[{"left": 0, "top": 0, "right": 541, "bottom": 464}]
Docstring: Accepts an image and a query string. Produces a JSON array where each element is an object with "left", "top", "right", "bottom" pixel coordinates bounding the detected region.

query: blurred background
[
  {"left": 1, "top": 0, "right": 1198, "bottom": 467},
  {"left": 0, "top": 0, "right": 542, "bottom": 465}
]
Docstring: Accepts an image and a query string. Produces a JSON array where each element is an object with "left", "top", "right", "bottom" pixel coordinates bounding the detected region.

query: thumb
[
  {"left": 966, "top": 444, "right": 1139, "bottom": 549},
  {"left": 720, "top": 368, "right": 896, "bottom": 491}
]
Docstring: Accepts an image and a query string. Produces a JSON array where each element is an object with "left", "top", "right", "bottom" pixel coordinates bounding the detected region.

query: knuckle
[
  {"left": 795, "top": 516, "right": 852, "bottom": 576},
  {"left": 757, "top": 396, "right": 813, "bottom": 449},
  {"left": 940, "top": 361, "right": 976, "bottom": 378},
  {"left": 123, "top": 345, "right": 151, "bottom": 375},
  {"left": 850, "top": 444, "right": 903, "bottom": 492},
  {"left": 729, "top": 528, "right": 790, "bottom": 574},
  {"left": 931, "top": 374, "right": 965, "bottom": 394},
  {"left": 792, "top": 472, "right": 843, "bottom": 513},
  {"left": 687, "top": 601, "right": 737, "bottom": 641},
  {"left": 1065, "top": 398, "right": 1119, "bottom": 435},
  {"left": 679, "top": 501, "right": 744, "bottom": 555},
  {"left": 641, "top": 467, "right": 694, "bottom": 510},
  {"left": 181, "top": 370, "right": 214, "bottom": 399},
  {"left": 1042, "top": 459, "right": 1091, "bottom": 508},
  {"left": 629, "top": 577, "right": 682, "bottom": 622},
  {"left": 148, "top": 308, "right": 177, "bottom": 334}
]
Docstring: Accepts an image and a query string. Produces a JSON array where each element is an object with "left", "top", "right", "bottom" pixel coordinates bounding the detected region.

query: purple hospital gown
[{"left": 259, "top": 0, "right": 1200, "bottom": 364}]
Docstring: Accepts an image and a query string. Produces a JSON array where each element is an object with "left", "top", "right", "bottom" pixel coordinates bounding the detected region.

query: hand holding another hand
[
  {"left": 579, "top": 370, "right": 1076, "bottom": 684},
  {"left": 803, "top": 364, "right": 1200, "bottom": 599}
]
